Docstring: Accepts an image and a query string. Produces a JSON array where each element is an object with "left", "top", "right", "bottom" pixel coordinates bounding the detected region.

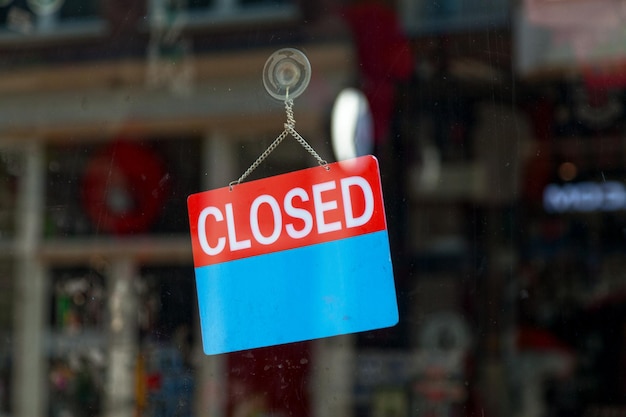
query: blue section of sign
[{"left": 195, "top": 230, "right": 397, "bottom": 355}]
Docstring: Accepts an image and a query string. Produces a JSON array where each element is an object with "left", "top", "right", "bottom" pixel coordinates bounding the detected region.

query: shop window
[
  {"left": 0, "top": 263, "right": 12, "bottom": 334},
  {"left": 58, "top": 0, "right": 98, "bottom": 20},
  {"left": 138, "top": 266, "right": 195, "bottom": 417},
  {"left": 47, "top": 266, "right": 106, "bottom": 417},
  {"left": 45, "top": 264, "right": 197, "bottom": 417},
  {"left": 187, "top": 0, "right": 290, "bottom": 10},
  {"left": 45, "top": 138, "right": 201, "bottom": 238},
  {"left": 149, "top": 0, "right": 296, "bottom": 28},
  {"left": 0, "top": 0, "right": 103, "bottom": 37},
  {"left": 400, "top": 0, "right": 510, "bottom": 34},
  {"left": 0, "top": 149, "right": 19, "bottom": 242},
  {"left": 0, "top": 261, "right": 13, "bottom": 417}
]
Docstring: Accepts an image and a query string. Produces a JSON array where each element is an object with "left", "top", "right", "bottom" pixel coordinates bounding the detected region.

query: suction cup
[{"left": 263, "top": 48, "right": 311, "bottom": 101}]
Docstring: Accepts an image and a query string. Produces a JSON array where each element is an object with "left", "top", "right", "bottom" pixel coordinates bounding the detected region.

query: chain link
[
  {"left": 229, "top": 99, "right": 329, "bottom": 190},
  {"left": 229, "top": 129, "right": 288, "bottom": 190}
]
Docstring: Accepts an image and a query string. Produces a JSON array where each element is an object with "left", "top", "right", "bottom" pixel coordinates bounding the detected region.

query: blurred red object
[
  {"left": 517, "top": 326, "right": 573, "bottom": 354},
  {"left": 583, "top": 62, "right": 626, "bottom": 89},
  {"left": 81, "top": 140, "right": 170, "bottom": 234},
  {"left": 342, "top": 1, "right": 414, "bottom": 144}
]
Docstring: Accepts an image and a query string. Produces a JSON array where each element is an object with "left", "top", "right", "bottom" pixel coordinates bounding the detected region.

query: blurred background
[{"left": 1, "top": 0, "right": 626, "bottom": 416}]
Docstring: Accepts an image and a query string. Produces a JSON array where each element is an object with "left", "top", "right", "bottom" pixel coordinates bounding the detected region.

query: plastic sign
[{"left": 188, "top": 156, "right": 398, "bottom": 355}]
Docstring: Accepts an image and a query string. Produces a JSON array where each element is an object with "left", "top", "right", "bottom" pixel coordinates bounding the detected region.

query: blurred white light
[{"left": 331, "top": 88, "right": 373, "bottom": 161}]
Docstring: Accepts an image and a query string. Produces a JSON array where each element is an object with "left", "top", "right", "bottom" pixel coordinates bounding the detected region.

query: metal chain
[
  {"left": 229, "top": 99, "right": 328, "bottom": 190},
  {"left": 229, "top": 129, "right": 288, "bottom": 189},
  {"left": 286, "top": 124, "right": 328, "bottom": 168},
  {"left": 284, "top": 99, "right": 328, "bottom": 168}
]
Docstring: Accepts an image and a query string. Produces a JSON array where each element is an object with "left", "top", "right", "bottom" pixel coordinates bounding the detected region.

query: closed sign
[{"left": 188, "top": 156, "right": 398, "bottom": 355}]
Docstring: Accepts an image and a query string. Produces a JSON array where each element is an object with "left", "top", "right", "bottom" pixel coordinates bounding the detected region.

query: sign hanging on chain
[{"left": 187, "top": 49, "right": 398, "bottom": 355}]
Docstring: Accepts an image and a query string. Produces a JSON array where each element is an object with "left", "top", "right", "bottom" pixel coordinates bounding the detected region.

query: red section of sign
[{"left": 187, "top": 156, "right": 387, "bottom": 267}]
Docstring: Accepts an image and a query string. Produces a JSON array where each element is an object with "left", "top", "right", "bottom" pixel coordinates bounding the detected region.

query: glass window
[
  {"left": 187, "top": 0, "right": 213, "bottom": 10},
  {"left": 0, "top": 149, "right": 19, "bottom": 241},
  {"left": 239, "top": 0, "right": 291, "bottom": 6},
  {"left": 0, "top": 0, "right": 102, "bottom": 35},
  {"left": 152, "top": 0, "right": 296, "bottom": 27},
  {"left": 0, "top": 262, "right": 13, "bottom": 416},
  {"left": 58, "top": 0, "right": 99, "bottom": 20},
  {"left": 2, "top": 1, "right": 626, "bottom": 417},
  {"left": 45, "top": 138, "right": 201, "bottom": 237},
  {"left": 400, "top": 0, "right": 510, "bottom": 33}
]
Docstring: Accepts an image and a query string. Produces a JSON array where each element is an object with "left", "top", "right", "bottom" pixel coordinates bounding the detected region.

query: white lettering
[
  {"left": 225, "top": 203, "right": 251, "bottom": 251},
  {"left": 312, "top": 181, "right": 341, "bottom": 234},
  {"left": 196, "top": 175, "right": 379, "bottom": 255},
  {"left": 198, "top": 206, "right": 226, "bottom": 256},
  {"left": 284, "top": 187, "right": 313, "bottom": 239},
  {"left": 250, "top": 195, "right": 282, "bottom": 245},
  {"left": 341, "top": 176, "right": 374, "bottom": 228}
]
